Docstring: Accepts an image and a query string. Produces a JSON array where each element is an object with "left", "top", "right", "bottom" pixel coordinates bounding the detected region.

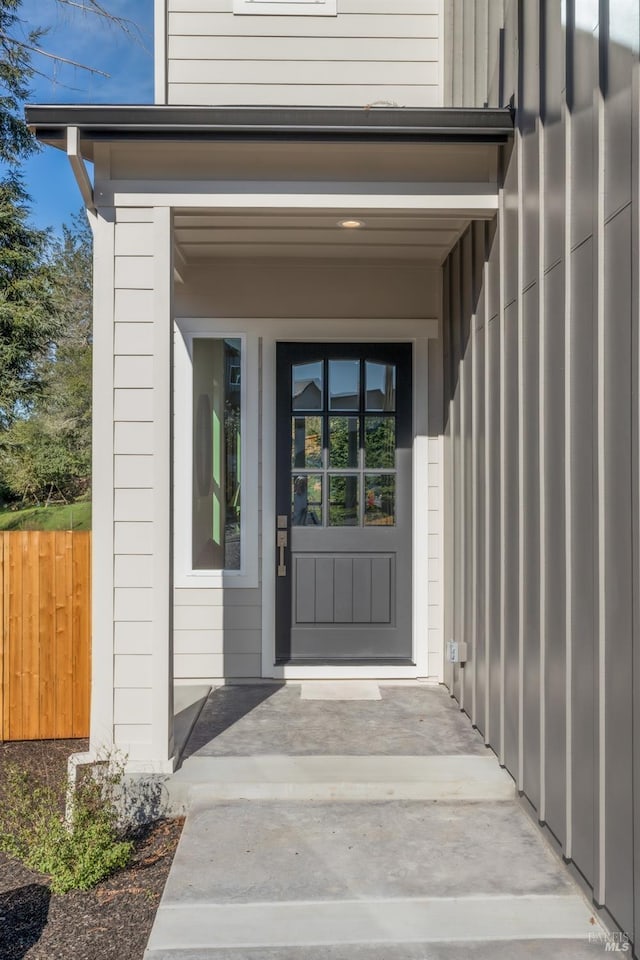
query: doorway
[{"left": 275, "top": 342, "right": 413, "bottom": 663}]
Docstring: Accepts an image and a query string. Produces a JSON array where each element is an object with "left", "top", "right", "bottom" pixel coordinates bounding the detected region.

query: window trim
[
  {"left": 174, "top": 322, "right": 259, "bottom": 589},
  {"left": 233, "top": 0, "right": 336, "bottom": 16}
]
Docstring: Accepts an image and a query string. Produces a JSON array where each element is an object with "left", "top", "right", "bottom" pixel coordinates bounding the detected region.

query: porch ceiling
[{"left": 172, "top": 209, "right": 471, "bottom": 263}]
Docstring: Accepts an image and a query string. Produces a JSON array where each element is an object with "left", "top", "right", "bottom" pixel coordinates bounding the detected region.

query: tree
[
  {"left": 0, "top": 1, "right": 138, "bottom": 164},
  {"left": 0, "top": 172, "right": 58, "bottom": 428},
  {"left": 0, "top": 0, "right": 38, "bottom": 162},
  {"left": 45, "top": 210, "right": 93, "bottom": 456},
  {"left": 0, "top": 0, "right": 133, "bottom": 504},
  {"left": 0, "top": 209, "right": 92, "bottom": 503}
]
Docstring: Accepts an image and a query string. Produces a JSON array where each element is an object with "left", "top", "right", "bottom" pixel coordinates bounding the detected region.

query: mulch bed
[{"left": 0, "top": 739, "right": 183, "bottom": 960}]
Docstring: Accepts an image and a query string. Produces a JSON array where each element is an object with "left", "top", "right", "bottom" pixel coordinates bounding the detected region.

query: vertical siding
[
  {"left": 442, "top": 259, "right": 454, "bottom": 693},
  {"left": 519, "top": 0, "right": 541, "bottom": 812},
  {"left": 543, "top": 259, "right": 566, "bottom": 842},
  {"left": 542, "top": 0, "right": 566, "bottom": 845},
  {"left": 486, "top": 220, "right": 501, "bottom": 748},
  {"left": 503, "top": 133, "right": 520, "bottom": 775},
  {"left": 450, "top": 244, "right": 463, "bottom": 703},
  {"left": 461, "top": 231, "right": 474, "bottom": 714},
  {"left": 473, "top": 222, "right": 487, "bottom": 734},
  {"left": 166, "top": 0, "right": 442, "bottom": 107},
  {"left": 443, "top": 0, "right": 640, "bottom": 945},
  {"left": 443, "top": 0, "right": 506, "bottom": 107}
]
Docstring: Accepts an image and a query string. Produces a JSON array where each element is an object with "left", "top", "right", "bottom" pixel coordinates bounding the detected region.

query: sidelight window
[{"left": 192, "top": 338, "right": 242, "bottom": 570}]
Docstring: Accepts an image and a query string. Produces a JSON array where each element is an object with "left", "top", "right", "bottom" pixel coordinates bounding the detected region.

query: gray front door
[{"left": 275, "top": 342, "right": 413, "bottom": 663}]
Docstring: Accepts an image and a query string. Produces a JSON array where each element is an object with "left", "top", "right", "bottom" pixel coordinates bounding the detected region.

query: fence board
[
  {"left": 39, "top": 533, "right": 56, "bottom": 740},
  {"left": 22, "top": 531, "right": 40, "bottom": 740},
  {"left": 72, "top": 533, "right": 91, "bottom": 738},
  {"left": 0, "top": 531, "right": 91, "bottom": 741},
  {"left": 0, "top": 537, "right": 5, "bottom": 739},
  {"left": 54, "top": 532, "right": 73, "bottom": 739},
  {"left": 7, "top": 536, "right": 22, "bottom": 741}
]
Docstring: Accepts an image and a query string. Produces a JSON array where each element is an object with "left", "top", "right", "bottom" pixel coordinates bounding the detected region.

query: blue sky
[{"left": 18, "top": 0, "right": 154, "bottom": 233}]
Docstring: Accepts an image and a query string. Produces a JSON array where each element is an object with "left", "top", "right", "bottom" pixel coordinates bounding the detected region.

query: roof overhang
[
  {"left": 26, "top": 104, "right": 514, "bottom": 159},
  {"left": 25, "top": 105, "right": 512, "bottom": 265}
]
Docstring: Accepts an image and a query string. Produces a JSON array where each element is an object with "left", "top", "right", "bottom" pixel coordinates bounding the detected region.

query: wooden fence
[{"left": 0, "top": 531, "right": 91, "bottom": 741}]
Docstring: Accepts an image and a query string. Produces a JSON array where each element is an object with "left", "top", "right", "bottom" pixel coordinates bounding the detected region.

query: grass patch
[{"left": 0, "top": 500, "right": 91, "bottom": 531}]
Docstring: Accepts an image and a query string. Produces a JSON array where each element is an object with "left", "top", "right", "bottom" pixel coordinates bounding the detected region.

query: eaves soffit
[{"left": 25, "top": 105, "right": 514, "bottom": 168}]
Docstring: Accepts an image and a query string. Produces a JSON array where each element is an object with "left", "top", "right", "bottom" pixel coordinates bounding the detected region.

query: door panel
[{"left": 276, "top": 342, "right": 413, "bottom": 663}]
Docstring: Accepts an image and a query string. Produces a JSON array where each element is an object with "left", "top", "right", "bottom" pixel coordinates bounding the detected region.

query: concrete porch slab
[
  {"left": 181, "top": 684, "right": 486, "bottom": 759},
  {"left": 300, "top": 681, "right": 382, "bottom": 700}
]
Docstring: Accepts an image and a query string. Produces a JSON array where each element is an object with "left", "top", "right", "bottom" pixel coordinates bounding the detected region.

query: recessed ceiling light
[{"left": 339, "top": 219, "right": 364, "bottom": 229}]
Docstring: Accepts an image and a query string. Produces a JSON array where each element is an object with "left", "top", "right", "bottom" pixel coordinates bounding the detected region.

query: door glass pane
[
  {"left": 293, "top": 361, "right": 323, "bottom": 411},
  {"left": 329, "top": 359, "right": 360, "bottom": 411},
  {"left": 292, "top": 416, "right": 323, "bottom": 468},
  {"left": 329, "top": 475, "right": 359, "bottom": 526},
  {"left": 365, "top": 475, "right": 396, "bottom": 526},
  {"left": 292, "top": 474, "right": 323, "bottom": 526},
  {"left": 365, "top": 417, "right": 396, "bottom": 468},
  {"left": 329, "top": 417, "right": 359, "bottom": 468},
  {"left": 366, "top": 360, "right": 396, "bottom": 412}
]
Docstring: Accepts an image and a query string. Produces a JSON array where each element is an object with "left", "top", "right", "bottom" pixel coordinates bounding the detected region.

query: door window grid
[{"left": 291, "top": 357, "right": 397, "bottom": 527}]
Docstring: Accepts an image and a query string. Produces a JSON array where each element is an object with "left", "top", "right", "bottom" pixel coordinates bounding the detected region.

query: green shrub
[{"left": 0, "top": 755, "right": 133, "bottom": 894}]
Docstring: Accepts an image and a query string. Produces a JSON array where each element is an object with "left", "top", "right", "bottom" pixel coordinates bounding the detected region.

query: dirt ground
[{"left": 0, "top": 739, "right": 183, "bottom": 960}]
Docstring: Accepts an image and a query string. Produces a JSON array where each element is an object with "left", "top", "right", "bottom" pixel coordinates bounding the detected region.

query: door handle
[{"left": 277, "top": 530, "right": 288, "bottom": 577}]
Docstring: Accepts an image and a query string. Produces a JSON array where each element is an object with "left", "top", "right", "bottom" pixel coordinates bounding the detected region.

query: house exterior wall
[
  {"left": 160, "top": 0, "right": 443, "bottom": 107},
  {"left": 442, "top": 0, "right": 640, "bottom": 945},
  {"left": 443, "top": 0, "right": 506, "bottom": 108}
]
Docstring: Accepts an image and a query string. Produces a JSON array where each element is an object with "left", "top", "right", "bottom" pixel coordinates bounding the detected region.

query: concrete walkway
[{"left": 145, "top": 683, "right": 611, "bottom": 958}]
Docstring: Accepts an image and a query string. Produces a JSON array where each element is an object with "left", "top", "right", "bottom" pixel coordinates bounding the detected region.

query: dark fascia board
[{"left": 25, "top": 104, "right": 514, "bottom": 153}]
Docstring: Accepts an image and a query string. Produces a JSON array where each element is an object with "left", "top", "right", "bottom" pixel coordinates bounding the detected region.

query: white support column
[
  {"left": 90, "top": 209, "right": 116, "bottom": 752},
  {"left": 151, "top": 206, "right": 174, "bottom": 768}
]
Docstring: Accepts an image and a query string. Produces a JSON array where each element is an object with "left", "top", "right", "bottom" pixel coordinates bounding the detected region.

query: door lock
[{"left": 277, "top": 529, "right": 288, "bottom": 577}]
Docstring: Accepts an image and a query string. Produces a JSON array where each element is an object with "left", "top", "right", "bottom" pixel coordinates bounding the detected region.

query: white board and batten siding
[{"left": 165, "top": 0, "right": 444, "bottom": 107}]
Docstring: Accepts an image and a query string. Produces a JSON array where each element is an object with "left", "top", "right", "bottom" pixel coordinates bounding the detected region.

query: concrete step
[
  {"left": 146, "top": 897, "right": 603, "bottom": 956},
  {"left": 145, "top": 798, "right": 607, "bottom": 958},
  {"left": 145, "top": 940, "right": 612, "bottom": 959},
  {"left": 168, "top": 754, "right": 515, "bottom": 806}
]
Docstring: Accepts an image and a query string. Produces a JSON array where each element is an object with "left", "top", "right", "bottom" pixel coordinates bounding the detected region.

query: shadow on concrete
[{"left": 180, "top": 683, "right": 284, "bottom": 761}]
